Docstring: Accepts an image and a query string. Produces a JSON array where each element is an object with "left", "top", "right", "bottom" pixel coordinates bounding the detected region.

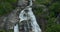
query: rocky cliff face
[
  {"left": 0, "top": 16, "right": 6, "bottom": 29},
  {"left": 0, "top": 7, "right": 20, "bottom": 30},
  {"left": 0, "top": 0, "right": 30, "bottom": 30}
]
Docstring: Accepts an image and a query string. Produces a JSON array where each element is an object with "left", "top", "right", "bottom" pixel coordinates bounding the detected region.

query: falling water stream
[
  {"left": 14, "top": 0, "right": 41, "bottom": 32},
  {"left": 14, "top": 24, "right": 19, "bottom": 32}
]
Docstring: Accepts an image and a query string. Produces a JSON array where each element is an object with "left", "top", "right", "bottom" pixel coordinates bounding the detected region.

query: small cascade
[{"left": 14, "top": 24, "right": 19, "bottom": 32}]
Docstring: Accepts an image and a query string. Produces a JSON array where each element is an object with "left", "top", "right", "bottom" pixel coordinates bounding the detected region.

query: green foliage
[
  {"left": 0, "top": 29, "right": 13, "bottom": 32},
  {"left": 0, "top": 0, "right": 17, "bottom": 16},
  {"left": 46, "top": 18, "right": 60, "bottom": 32},
  {"left": 49, "top": 12, "right": 55, "bottom": 18},
  {"left": 46, "top": 2, "right": 60, "bottom": 31},
  {"left": 35, "top": 0, "right": 60, "bottom": 32},
  {"left": 33, "top": 6, "right": 44, "bottom": 16},
  {"left": 49, "top": 2, "right": 60, "bottom": 13},
  {"left": 35, "top": 0, "right": 52, "bottom": 5},
  {"left": 0, "top": 30, "right": 5, "bottom": 32},
  {"left": 0, "top": 2, "right": 13, "bottom": 16},
  {"left": 8, "top": 29, "right": 13, "bottom": 32},
  {"left": 6, "top": 0, "right": 17, "bottom": 3}
]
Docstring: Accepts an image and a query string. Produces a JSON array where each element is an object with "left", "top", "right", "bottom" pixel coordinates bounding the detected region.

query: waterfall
[
  {"left": 14, "top": 0, "right": 41, "bottom": 32},
  {"left": 19, "top": 6, "right": 41, "bottom": 32}
]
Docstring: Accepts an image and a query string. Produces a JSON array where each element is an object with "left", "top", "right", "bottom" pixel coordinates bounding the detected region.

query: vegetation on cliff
[
  {"left": 0, "top": 0, "right": 60, "bottom": 32},
  {"left": 34, "top": 0, "right": 60, "bottom": 32},
  {"left": 0, "top": 0, "right": 17, "bottom": 16}
]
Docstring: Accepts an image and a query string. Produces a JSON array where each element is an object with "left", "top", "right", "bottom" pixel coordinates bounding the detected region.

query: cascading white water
[
  {"left": 28, "top": 7, "right": 41, "bottom": 32},
  {"left": 19, "top": 0, "right": 41, "bottom": 32},
  {"left": 19, "top": 6, "right": 41, "bottom": 32},
  {"left": 14, "top": 24, "right": 19, "bottom": 32},
  {"left": 14, "top": 0, "right": 41, "bottom": 32}
]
